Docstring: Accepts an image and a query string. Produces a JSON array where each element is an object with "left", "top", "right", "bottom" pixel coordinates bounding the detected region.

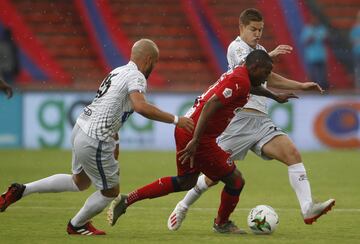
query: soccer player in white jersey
[
  {"left": 0, "top": 39, "right": 193, "bottom": 235},
  {"left": 167, "top": 8, "right": 335, "bottom": 231}
]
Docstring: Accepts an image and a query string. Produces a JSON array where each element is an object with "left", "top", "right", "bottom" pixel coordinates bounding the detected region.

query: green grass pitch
[{"left": 0, "top": 149, "right": 359, "bottom": 244}]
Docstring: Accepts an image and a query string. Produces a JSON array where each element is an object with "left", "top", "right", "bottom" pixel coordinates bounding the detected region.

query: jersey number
[{"left": 96, "top": 73, "right": 116, "bottom": 98}]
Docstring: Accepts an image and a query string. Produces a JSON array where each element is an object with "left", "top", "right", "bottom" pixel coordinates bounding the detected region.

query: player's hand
[
  {"left": 177, "top": 117, "right": 194, "bottom": 133},
  {"left": 301, "top": 82, "right": 324, "bottom": 94},
  {"left": 269, "top": 45, "right": 293, "bottom": 57},
  {"left": 275, "top": 93, "right": 298, "bottom": 103},
  {"left": 177, "top": 138, "right": 199, "bottom": 168},
  {"left": 0, "top": 81, "right": 13, "bottom": 99},
  {"left": 114, "top": 143, "right": 119, "bottom": 160}
]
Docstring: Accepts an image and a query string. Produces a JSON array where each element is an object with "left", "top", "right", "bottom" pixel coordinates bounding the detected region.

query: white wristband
[
  {"left": 173, "top": 115, "right": 179, "bottom": 125},
  {"left": 115, "top": 140, "right": 119, "bottom": 144}
]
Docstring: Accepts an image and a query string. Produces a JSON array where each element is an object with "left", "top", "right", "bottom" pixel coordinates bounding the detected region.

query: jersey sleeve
[
  {"left": 127, "top": 71, "right": 147, "bottom": 93},
  {"left": 214, "top": 73, "right": 249, "bottom": 106}
]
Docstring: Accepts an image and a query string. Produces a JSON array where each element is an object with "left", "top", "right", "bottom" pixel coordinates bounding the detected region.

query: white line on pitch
[{"left": 8, "top": 206, "right": 360, "bottom": 212}]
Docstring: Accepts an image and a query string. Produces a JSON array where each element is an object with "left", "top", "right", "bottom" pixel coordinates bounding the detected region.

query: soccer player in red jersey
[{"left": 108, "top": 49, "right": 296, "bottom": 233}]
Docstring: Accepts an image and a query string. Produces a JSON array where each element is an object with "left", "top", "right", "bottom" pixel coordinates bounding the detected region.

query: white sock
[
  {"left": 288, "top": 163, "right": 313, "bottom": 214},
  {"left": 23, "top": 174, "right": 79, "bottom": 197},
  {"left": 71, "top": 190, "right": 114, "bottom": 227},
  {"left": 180, "top": 174, "right": 209, "bottom": 209}
]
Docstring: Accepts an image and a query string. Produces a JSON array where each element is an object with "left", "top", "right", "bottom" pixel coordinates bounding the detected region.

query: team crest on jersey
[
  {"left": 137, "top": 78, "right": 145, "bottom": 87},
  {"left": 236, "top": 47, "right": 245, "bottom": 57},
  {"left": 223, "top": 88, "right": 233, "bottom": 98}
]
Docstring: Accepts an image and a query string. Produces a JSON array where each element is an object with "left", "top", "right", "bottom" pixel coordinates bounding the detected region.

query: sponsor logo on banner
[
  {"left": 23, "top": 93, "right": 196, "bottom": 150},
  {"left": 314, "top": 102, "right": 360, "bottom": 148}
]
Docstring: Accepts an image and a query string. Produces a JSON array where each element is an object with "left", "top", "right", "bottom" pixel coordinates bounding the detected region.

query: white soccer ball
[{"left": 247, "top": 205, "right": 279, "bottom": 234}]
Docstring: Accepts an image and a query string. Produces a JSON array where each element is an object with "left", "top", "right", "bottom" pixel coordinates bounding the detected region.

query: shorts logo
[
  {"left": 223, "top": 88, "right": 233, "bottom": 98},
  {"left": 226, "top": 157, "right": 233, "bottom": 166}
]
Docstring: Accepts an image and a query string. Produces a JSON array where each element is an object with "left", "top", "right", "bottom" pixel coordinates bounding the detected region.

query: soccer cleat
[
  {"left": 67, "top": 221, "right": 106, "bottom": 235},
  {"left": 167, "top": 202, "right": 188, "bottom": 231},
  {"left": 0, "top": 183, "right": 26, "bottom": 212},
  {"left": 107, "top": 194, "right": 128, "bottom": 226},
  {"left": 303, "top": 199, "right": 336, "bottom": 225},
  {"left": 213, "top": 219, "right": 247, "bottom": 234}
]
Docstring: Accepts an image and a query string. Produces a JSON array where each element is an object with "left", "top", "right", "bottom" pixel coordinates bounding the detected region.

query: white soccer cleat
[
  {"left": 303, "top": 199, "right": 335, "bottom": 224},
  {"left": 167, "top": 202, "right": 188, "bottom": 231},
  {"left": 107, "top": 194, "right": 128, "bottom": 226}
]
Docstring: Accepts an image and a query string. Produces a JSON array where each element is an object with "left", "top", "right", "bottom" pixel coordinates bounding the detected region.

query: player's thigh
[
  {"left": 72, "top": 170, "right": 91, "bottom": 191},
  {"left": 197, "top": 142, "right": 235, "bottom": 182},
  {"left": 261, "top": 135, "right": 301, "bottom": 165},
  {"left": 217, "top": 112, "right": 259, "bottom": 160},
  {"left": 73, "top": 129, "right": 119, "bottom": 191}
]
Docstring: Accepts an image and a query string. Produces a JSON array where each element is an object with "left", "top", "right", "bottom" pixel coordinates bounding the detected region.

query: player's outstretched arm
[
  {"left": 267, "top": 72, "right": 324, "bottom": 94},
  {"left": 0, "top": 79, "right": 13, "bottom": 99},
  {"left": 130, "top": 91, "right": 194, "bottom": 133},
  {"left": 251, "top": 85, "right": 298, "bottom": 103}
]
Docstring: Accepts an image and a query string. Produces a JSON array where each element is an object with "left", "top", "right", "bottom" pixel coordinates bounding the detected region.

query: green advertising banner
[{"left": 0, "top": 93, "right": 22, "bottom": 148}]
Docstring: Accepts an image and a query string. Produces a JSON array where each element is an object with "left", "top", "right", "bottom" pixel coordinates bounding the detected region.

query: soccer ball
[{"left": 247, "top": 205, "right": 279, "bottom": 234}]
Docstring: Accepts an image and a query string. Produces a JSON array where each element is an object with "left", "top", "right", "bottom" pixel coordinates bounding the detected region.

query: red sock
[
  {"left": 127, "top": 177, "right": 175, "bottom": 206},
  {"left": 215, "top": 188, "right": 240, "bottom": 225}
]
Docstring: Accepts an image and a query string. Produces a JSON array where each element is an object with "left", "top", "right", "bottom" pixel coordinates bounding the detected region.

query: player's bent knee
[
  {"left": 72, "top": 178, "right": 91, "bottom": 191},
  {"left": 101, "top": 186, "right": 119, "bottom": 198},
  {"left": 233, "top": 173, "right": 245, "bottom": 191},
  {"left": 176, "top": 174, "right": 198, "bottom": 191},
  {"left": 221, "top": 169, "right": 245, "bottom": 191},
  {"left": 283, "top": 146, "right": 302, "bottom": 164}
]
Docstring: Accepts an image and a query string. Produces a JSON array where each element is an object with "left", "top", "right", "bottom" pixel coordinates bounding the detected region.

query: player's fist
[
  {"left": 177, "top": 116, "right": 194, "bottom": 133},
  {"left": 301, "top": 82, "right": 324, "bottom": 94},
  {"left": 269, "top": 45, "right": 292, "bottom": 57}
]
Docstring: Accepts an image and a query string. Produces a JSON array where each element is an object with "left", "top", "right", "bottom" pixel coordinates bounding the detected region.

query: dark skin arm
[
  {"left": 178, "top": 94, "right": 223, "bottom": 167},
  {"left": 250, "top": 85, "right": 299, "bottom": 103}
]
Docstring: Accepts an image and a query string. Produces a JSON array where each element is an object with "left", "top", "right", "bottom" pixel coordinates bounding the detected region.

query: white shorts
[
  {"left": 217, "top": 110, "right": 286, "bottom": 161},
  {"left": 71, "top": 124, "right": 119, "bottom": 190}
]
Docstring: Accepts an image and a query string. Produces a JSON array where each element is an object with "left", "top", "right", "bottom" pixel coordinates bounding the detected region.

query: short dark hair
[
  {"left": 245, "top": 50, "right": 272, "bottom": 68},
  {"left": 239, "top": 8, "right": 263, "bottom": 26}
]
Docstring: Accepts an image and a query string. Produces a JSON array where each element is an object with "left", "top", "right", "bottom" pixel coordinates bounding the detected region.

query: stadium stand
[
  {"left": 12, "top": 0, "right": 105, "bottom": 89},
  {"left": 1, "top": 0, "right": 355, "bottom": 91},
  {"left": 316, "top": 0, "right": 360, "bottom": 30},
  {"left": 108, "top": 0, "right": 219, "bottom": 91}
]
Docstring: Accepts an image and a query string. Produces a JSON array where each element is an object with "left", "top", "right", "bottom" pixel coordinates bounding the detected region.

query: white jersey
[
  {"left": 227, "top": 36, "right": 268, "bottom": 114},
  {"left": 76, "top": 61, "right": 146, "bottom": 142}
]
